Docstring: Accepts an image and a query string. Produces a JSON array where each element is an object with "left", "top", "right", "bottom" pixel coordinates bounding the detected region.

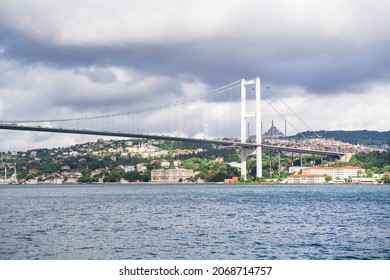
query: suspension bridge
[{"left": 0, "top": 77, "right": 344, "bottom": 179}]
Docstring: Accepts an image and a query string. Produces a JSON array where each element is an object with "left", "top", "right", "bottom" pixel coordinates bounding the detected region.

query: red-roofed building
[{"left": 302, "top": 166, "right": 364, "bottom": 180}]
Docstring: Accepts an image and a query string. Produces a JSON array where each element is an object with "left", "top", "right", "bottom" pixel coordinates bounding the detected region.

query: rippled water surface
[{"left": 0, "top": 184, "right": 389, "bottom": 259}]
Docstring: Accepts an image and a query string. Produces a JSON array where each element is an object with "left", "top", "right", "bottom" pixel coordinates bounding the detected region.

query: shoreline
[{"left": 0, "top": 181, "right": 386, "bottom": 186}]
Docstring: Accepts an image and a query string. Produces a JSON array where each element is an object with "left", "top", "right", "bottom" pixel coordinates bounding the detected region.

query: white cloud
[
  {"left": 1, "top": 0, "right": 389, "bottom": 45},
  {"left": 261, "top": 82, "right": 390, "bottom": 134}
]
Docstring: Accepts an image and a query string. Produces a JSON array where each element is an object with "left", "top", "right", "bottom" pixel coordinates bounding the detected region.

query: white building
[
  {"left": 136, "top": 164, "right": 148, "bottom": 173},
  {"left": 151, "top": 168, "right": 195, "bottom": 183},
  {"left": 287, "top": 174, "right": 326, "bottom": 184},
  {"left": 26, "top": 178, "right": 38, "bottom": 184},
  {"left": 124, "top": 165, "right": 135, "bottom": 172},
  {"left": 54, "top": 177, "right": 64, "bottom": 184},
  {"left": 288, "top": 166, "right": 309, "bottom": 174},
  {"left": 125, "top": 144, "right": 159, "bottom": 158},
  {"left": 153, "top": 150, "right": 169, "bottom": 158},
  {"left": 160, "top": 160, "right": 170, "bottom": 168},
  {"left": 65, "top": 177, "right": 79, "bottom": 184},
  {"left": 302, "top": 166, "right": 364, "bottom": 180}
]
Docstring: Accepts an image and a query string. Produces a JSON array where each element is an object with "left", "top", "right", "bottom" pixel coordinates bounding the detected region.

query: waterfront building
[
  {"left": 287, "top": 174, "right": 326, "bottom": 184},
  {"left": 26, "top": 178, "right": 38, "bottom": 184},
  {"left": 302, "top": 166, "right": 364, "bottom": 180},
  {"left": 53, "top": 177, "right": 64, "bottom": 184},
  {"left": 65, "top": 177, "right": 79, "bottom": 184},
  {"left": 151, "top": 168, "right": 195, "bottom": 183}
]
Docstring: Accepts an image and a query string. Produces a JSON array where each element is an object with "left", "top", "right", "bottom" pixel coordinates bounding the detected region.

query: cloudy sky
[{"left": 0, "top": 0, "right": 389, "bottom": 151}]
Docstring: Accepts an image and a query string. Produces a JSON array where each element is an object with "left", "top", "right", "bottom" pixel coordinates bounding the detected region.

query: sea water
[{"left": 0, "top": 184, "right": 389, "bottom": 260}]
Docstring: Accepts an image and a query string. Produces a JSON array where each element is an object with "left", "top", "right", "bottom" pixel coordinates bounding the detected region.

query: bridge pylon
[{"left": 240, "top": 77, "right": 262, "bottom": 180}]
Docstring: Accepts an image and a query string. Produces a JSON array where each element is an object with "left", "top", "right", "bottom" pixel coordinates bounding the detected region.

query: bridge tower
[{"left": 240, "top": 77, "right": 262, "bottom": 180}]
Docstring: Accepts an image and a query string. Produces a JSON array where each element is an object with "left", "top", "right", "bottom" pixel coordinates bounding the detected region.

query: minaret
[{"left": 285, "top": 119, "right": 287, "bottom": 136}]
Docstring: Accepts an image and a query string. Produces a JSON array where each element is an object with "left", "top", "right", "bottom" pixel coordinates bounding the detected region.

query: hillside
[{"left": 292, "top": 130, "right": 390, "bottom": 146}]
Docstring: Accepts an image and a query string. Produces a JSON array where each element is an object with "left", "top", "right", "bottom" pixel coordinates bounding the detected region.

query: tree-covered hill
[
  {"left": 292, "top": 130, "right": 390, "bottom": 145},
  {"left": 349, "top": 151, "right": 390, "bottom": 171}
]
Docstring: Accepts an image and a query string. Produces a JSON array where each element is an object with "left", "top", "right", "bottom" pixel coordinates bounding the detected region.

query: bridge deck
[{"left": 0, "top": 124, "right": 344, "bottom": 157}]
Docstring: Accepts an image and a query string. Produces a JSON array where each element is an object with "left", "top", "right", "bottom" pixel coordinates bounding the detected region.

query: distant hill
[{"left": 292, "top": 130, "right": 390, "bottom": 145}]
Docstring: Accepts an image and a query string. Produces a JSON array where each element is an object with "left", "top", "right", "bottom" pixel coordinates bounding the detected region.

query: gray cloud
[{"left": 2, "top": 29, "right": 390, "bottom": 95}]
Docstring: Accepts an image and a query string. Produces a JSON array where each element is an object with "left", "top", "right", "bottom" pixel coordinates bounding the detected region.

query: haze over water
[{"left": 0, "top": 184, "right": 389, "bottom": 260}]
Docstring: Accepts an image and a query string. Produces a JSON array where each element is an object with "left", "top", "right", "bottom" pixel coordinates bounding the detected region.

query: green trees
[
  {"left": 350, "top": 152, "right": 390, "bottom": 172},
  {"left": 103, "top": 170, "right": 124, "bottom": 183},
  {"left": 383, "top": 166, "right": 390, "bottom": 172},
  {"left": 78, "top": 168, "right": 94, "bottom": 183},
  {"left": 123, "top": 171, "right": 150, "bottom": 182},
  {"left": 180, "top": 157, "right": 240, "bottom": 182},
  {"left": 381, "top": 174, "right": 390, "bottom": 184},
  {"left": 325, "top": 175, "right": 332, "bottom": 182},
  {"left": 4, "top": 138, "right": 390, "bottom": 184}
]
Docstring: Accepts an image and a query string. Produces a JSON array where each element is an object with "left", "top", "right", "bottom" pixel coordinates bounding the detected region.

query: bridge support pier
[
  {"left": 240, "top": 150, "right": 247, "bottom": 180},
  {"left": 240, "top": 77, "right": 262, "bottom": 180}
]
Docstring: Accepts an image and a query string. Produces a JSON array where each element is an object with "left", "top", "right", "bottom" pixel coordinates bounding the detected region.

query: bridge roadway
[{"left": 0, "top": 124, "right": 344, "bottom": 157}]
